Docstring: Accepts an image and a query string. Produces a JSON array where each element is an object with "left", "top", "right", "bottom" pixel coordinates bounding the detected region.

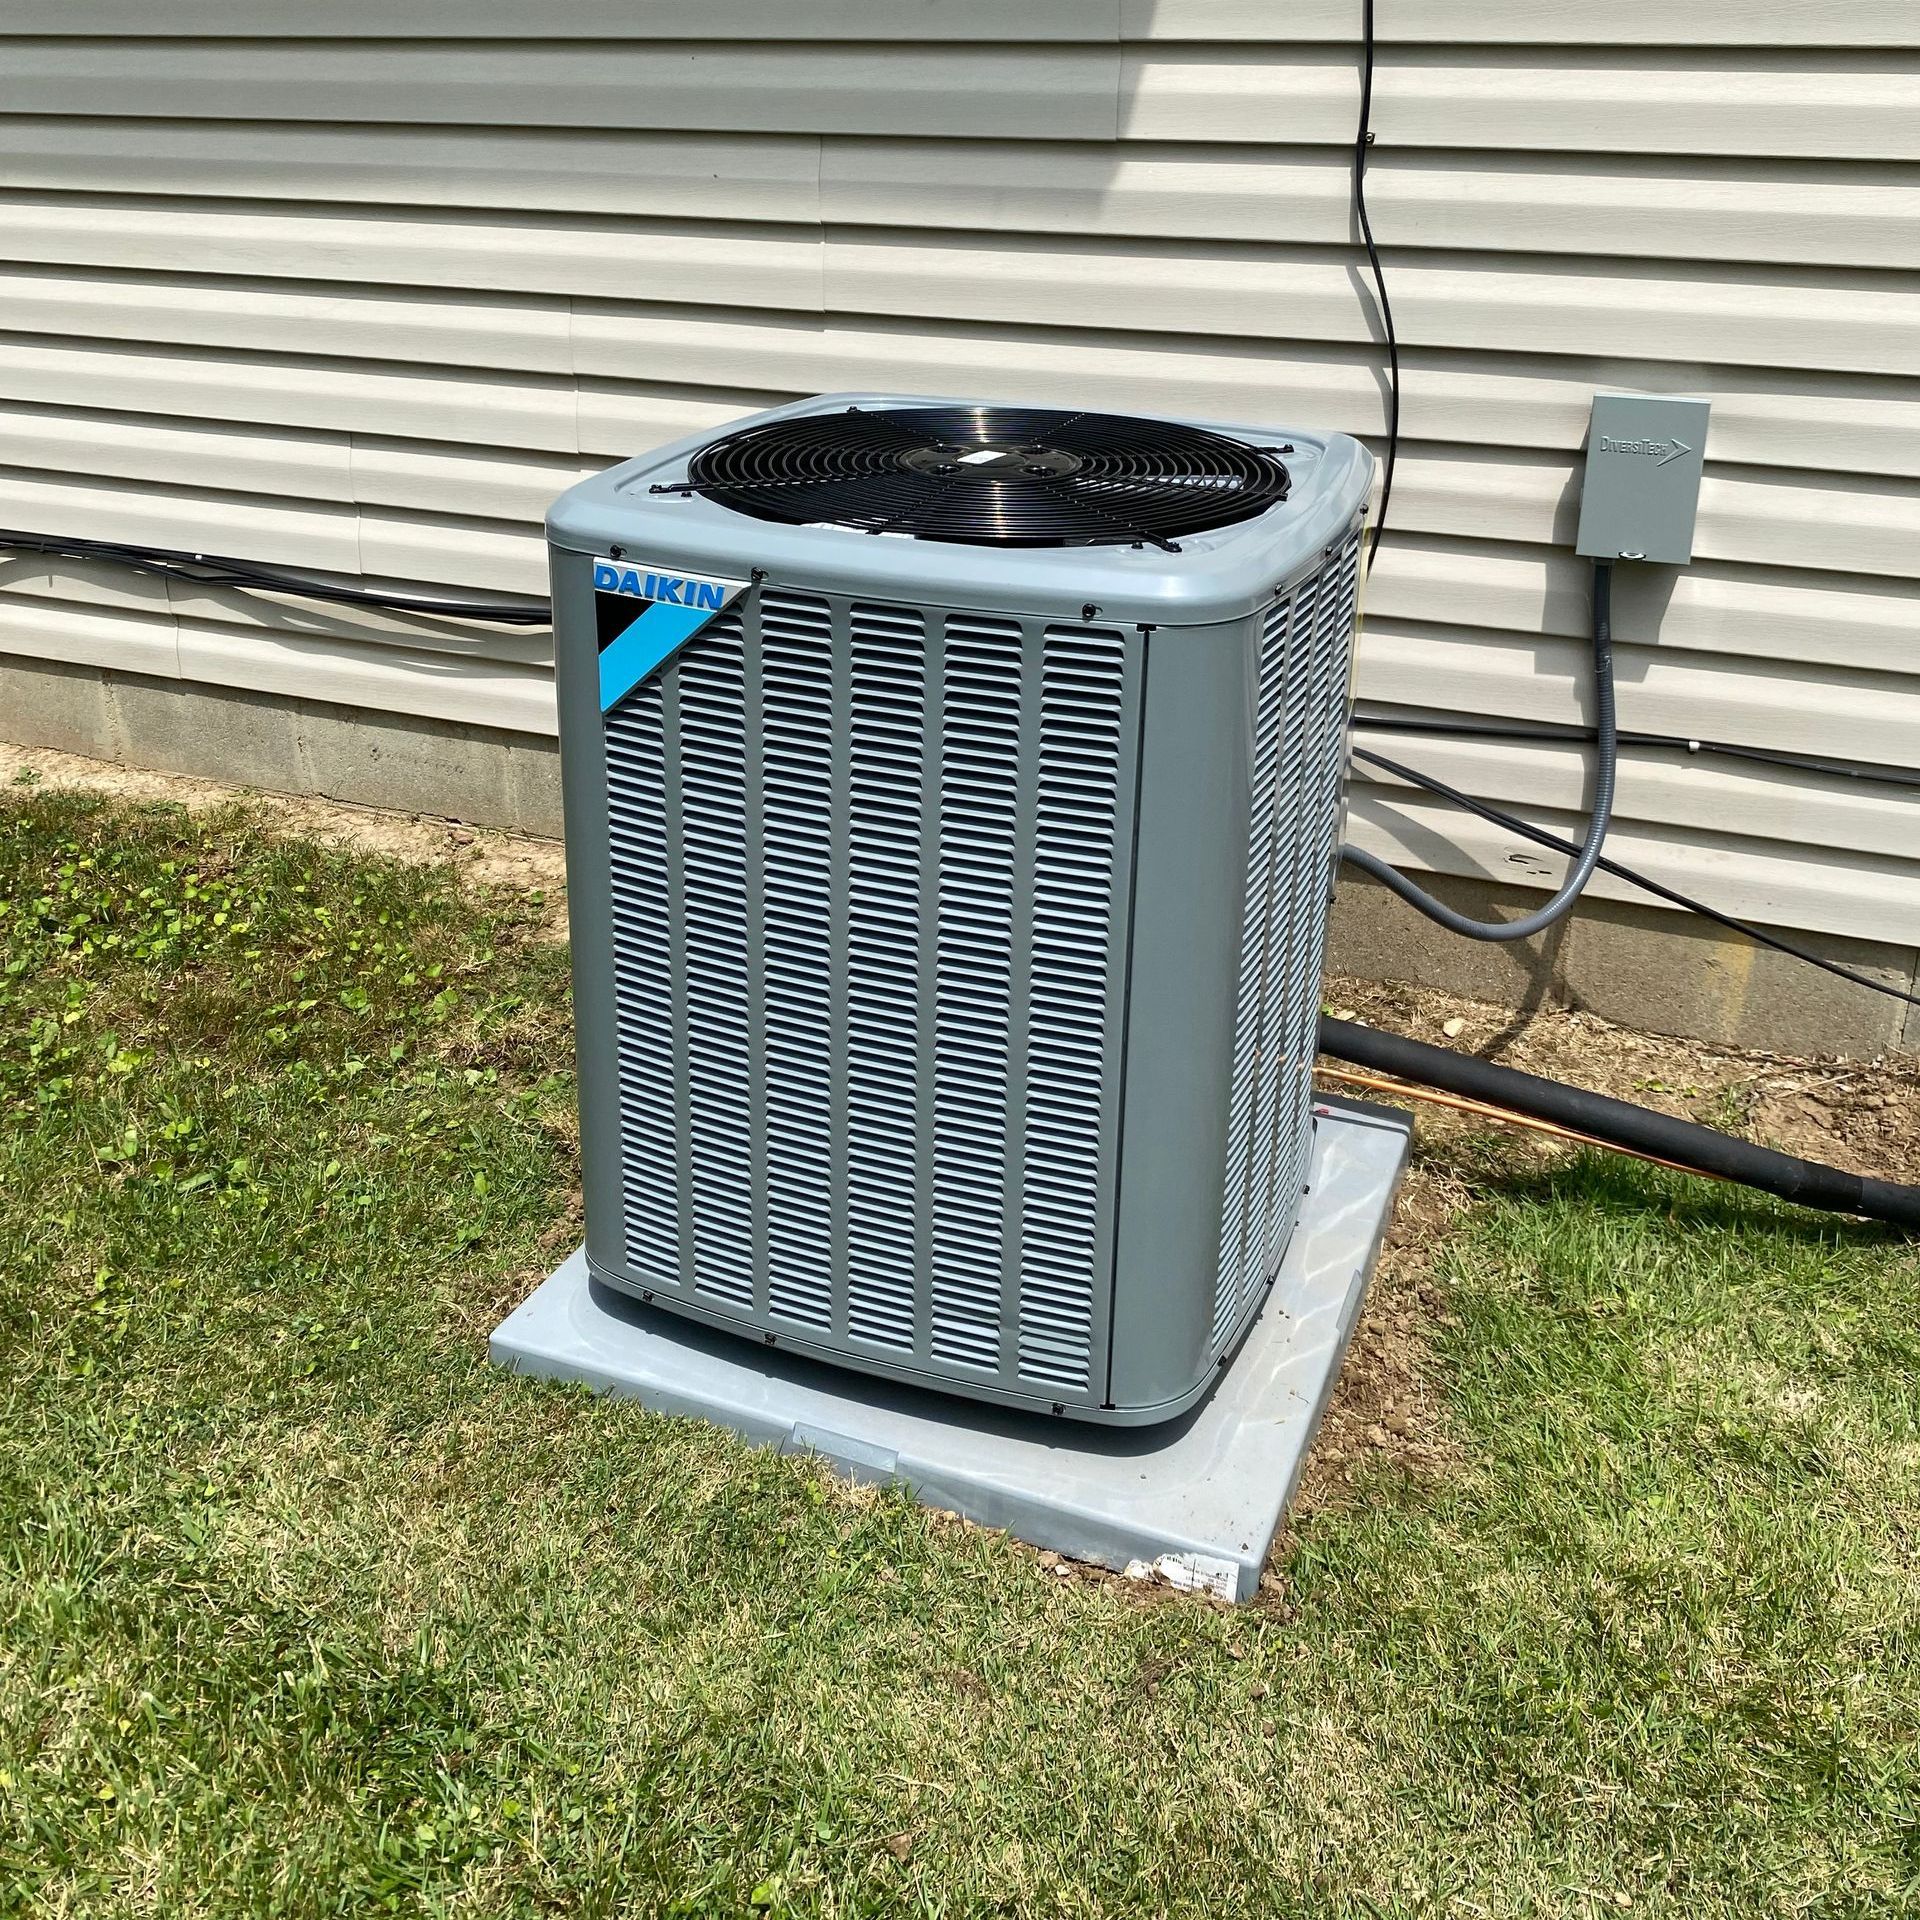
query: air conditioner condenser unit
[{"left": 546, "top": 395, "right": 1373, "bottom": 1425}]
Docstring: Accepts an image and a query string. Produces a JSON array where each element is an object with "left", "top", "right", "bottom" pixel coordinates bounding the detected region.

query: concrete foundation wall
[
  {"left": 1327, "top": 867, "right": 1918, "bottom": 1060},
  {"left": 4, "top": 652, "right": 563, "bottom": 838},
  {"left": 6, "top": 652, "right": 1913, "bottom": 1058}
]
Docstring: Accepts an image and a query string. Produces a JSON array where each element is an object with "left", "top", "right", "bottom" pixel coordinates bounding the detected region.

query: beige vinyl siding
[{"left": 0, "top": 12, "right": 1915, "bottom": 946}]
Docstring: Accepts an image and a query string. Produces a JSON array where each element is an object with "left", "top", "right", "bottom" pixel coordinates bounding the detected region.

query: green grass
[{"left": 2, "top": 788, "right": 1916, "bottom": 1918}]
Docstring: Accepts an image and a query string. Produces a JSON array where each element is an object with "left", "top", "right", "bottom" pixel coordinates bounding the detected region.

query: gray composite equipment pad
[{"left": 490, "top": 1098, "right": 1411, "bottom": 1603}]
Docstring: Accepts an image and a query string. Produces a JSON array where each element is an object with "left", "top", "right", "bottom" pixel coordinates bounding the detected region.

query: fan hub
[{"left": 900, "top": 443, "right": 1084, "bottom": 480}]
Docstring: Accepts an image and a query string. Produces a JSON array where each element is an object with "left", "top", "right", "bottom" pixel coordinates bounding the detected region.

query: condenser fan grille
[{"left": 675, "top": 406, "right": 1291, "bottom": 548}]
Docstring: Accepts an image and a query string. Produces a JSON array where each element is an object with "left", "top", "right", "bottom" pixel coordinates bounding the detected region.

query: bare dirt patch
[
  {"left": 1290, "top": 1162, "right": 1469, "bottom": 1523},
  {"left": 0, "top": 742, "right": 569, "bottom": 916}
]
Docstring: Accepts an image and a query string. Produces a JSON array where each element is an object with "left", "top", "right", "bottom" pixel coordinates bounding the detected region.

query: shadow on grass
[{"left": 1444, "top": 1140, "right": 1907, "bottom": 1253}]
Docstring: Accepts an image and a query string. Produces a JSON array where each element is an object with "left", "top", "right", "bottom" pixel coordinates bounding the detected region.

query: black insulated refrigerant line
[{"left": 1319, "top": 1016, "right": 1920, "bottom": 1231}]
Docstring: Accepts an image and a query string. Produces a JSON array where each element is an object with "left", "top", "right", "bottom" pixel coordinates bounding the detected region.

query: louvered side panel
[
  {"left": 673, "top": 612, "right": 754, "bottom": 1311},
  {"left": 844, "top": 600, "right": 926, "bottom": 1354},
  {"left": 1271, "top": 620, "right": 1321, "bottom": 1256},
  {"left": 1213, "top": 591, "right": 1291, "bottom": 1344},
  {"left": 1253, "top": 571, "right": 1322, "bottom": 1293},
  {"left": 1017, "top": 627, "right": 1126, "bottom": 1394},
  {"left": 1294, "top": 535, "right": 1362, "bottom": 1083},
  {"left": 929, "top": 614, "right": 1023, "bottom": 1375},
  {"left": 603, "top": 675, "right": 680, "bottom": 1288},
  {"left": 758, "top": 588, "right": 835, "bottom": 1330},
  {"left": 1210, "top": 540, "right": 1360, "bottom": 1342},
  {"left": 597, "top": 586, "right": 1135, "bottom": 1409}
]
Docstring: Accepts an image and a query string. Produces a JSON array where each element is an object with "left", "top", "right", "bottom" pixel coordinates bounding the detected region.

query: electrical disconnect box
[{"left": 1575, "top": 391, "right": 1710, "bottom": 566}]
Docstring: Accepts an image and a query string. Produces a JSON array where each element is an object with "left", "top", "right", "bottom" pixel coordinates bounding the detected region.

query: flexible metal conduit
[{"left": 1342, "top": 561, "right": 1617, "bottom": 942}]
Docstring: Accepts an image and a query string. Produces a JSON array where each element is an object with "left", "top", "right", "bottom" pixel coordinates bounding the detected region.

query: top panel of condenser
[
  {"left": 546, "top": 393, "right": 1374, "bottom": 631},
  {"left": 1575, "top": 392, "right": 1710, "bottom": 567}
]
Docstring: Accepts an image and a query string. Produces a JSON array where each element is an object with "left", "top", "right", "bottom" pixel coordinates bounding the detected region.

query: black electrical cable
[
  {"left": 0, "top": 529, "right": 551, "bottom": 626},
  {"left": 1320, "top": 1016, "right": 1920, "bottom": 1230},
  {"left": 1344, "top": 560, "right": 1618, "bottom": 940},
  {"left": 1339, "top": 15, "right": 1920, "bottom": 950},
  {"left": 24, "top": 522, "right": 1912, "bottom": 791},
  {"left": 1353, "top": 0, "right": 1397, "bottom": 570},
  {"left": 1353, "top": 709, "right": 1920, "bottom": 795},
  {"left": 1351, "top": 743, "right": 1920, "bottom": 1013},
  {"left": 1348, "top": 12, "right": 1622, "bottom": 943}
]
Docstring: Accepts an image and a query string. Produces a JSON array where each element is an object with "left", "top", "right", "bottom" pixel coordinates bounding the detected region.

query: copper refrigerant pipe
[{"left": 1313, "top": 1064, "right": 1726, "bottom": 1181}]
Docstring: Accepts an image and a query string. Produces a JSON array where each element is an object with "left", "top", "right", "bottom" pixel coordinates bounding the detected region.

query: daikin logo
[
  {"left": 592, "top": 555, "right": 747, "bottom": 715},
  {"left": 592, "top": 559, "right": 731, "bottom": 611}
]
